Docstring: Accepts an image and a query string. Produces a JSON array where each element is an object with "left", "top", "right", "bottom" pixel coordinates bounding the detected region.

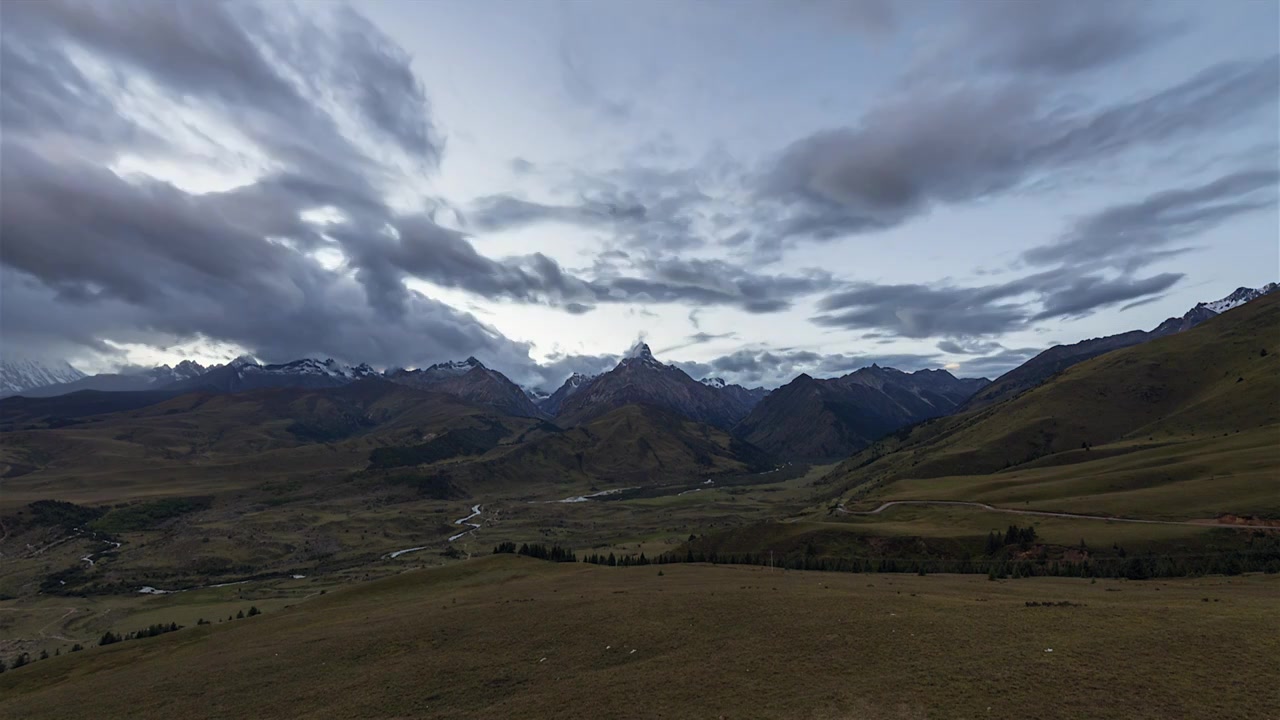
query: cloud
[
  {"left": 936, "top": 339, "right": 1005, "bottom": 356},
  {"left": 954, "top": 347, "right": 1044, "bottom": 378},
  {"left": 559, "top": 39, "right": 633, "bottom": 120},
  {"left": 1023, "top": 168, "right": 1279, "bottom": 268},
  {"left": 525, "top": 352, "right": 621, "bottom": 392},
  {"left": 656, "top": 331, "right": 737, "bottom": 355},
  {"left": 968, "top": 1, "right": 1180, "bottom": 77},
  {"left": 1031, "top": 273, "right": 1184, "bottom": 321},
  {"left": 756, "top": 55, "right": 1278, "bottom": 248},
  {"left": 670, "top": 347, "right": 942, "bottom": 388},
  {"left": 811, "top": 265, "right": 1185, "bottom": 338}
]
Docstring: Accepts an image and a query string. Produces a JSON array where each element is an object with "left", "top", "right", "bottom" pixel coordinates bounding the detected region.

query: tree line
[
  {"left": 492, "top": 541, "right": 577, "bottom": 562},
  {"left": 3, "top": 607, "right": 263, "bottom": 674},
  {"left": 488, "top": 531, "right": 1280, "bottom": 579}
]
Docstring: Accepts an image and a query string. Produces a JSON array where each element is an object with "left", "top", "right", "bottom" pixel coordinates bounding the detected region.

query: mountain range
[
  {"left": 962, "top": 283, "right": 1279, "bottom": 411},
  {"left": 1, "top": 284, "right": 1274, "bottom": 466},
  {"left": 736, "top": 366, "right": 988, "bottom": 461},
  {"left": 554, "top": 342, "right": 762, "bottom": 430}
]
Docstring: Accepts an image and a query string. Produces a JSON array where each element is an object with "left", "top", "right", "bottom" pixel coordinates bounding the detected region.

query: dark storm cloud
[
  {"left": 0, "top": 141, "right": 532, "bottom": 372},
  {"left": 758, "top": 55, "right": 1279, "bottom": 247},
  {"left": 1023, "top": 169, "right": 1280, "bottom": 268},
  {"left": 0, "top": 0, "right": 521, "bottom": 371},
  {"left": 525, "top": 352, "right": 621, "bottom": 392},
  {"left": 1, "top": 0, "right": 840, "bottom": 374}
]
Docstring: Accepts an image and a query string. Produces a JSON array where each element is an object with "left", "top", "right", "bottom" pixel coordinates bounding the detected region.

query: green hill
[{"left": 828, "top": 292, "right": 1280, "bottom": 518}]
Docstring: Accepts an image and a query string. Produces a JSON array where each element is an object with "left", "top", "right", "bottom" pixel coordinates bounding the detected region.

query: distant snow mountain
[
  {"left": 9, "top": 360, "right": 208, "bottom": 398},
  {"left": 554, "top": 343, "right": 757, "bottom": 429},
  {"left": 965, "top": 281, "right": 1279, "bottom": 411},
  {"left": 699, "top": 377, "right": 727, "bottom": 389},
  {"left": 387, "top": 357, "right": 544, "bottom": 418},
  {"left": 0, "top": 356, "right": 86, "bottom": 395},
  {"left": 165, "top": 356, "right": 378, "bottom": 393},
  {"left": 539, "top": 372, "right": 600, "bottom": 416},
  {"left": 1199, "top": 283, "right": 1278, "bottom": 314}
]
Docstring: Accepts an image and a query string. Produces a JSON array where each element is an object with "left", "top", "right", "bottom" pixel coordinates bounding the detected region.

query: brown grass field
[{"left": 2, "top": 556, "right": 1277, "bottom": 720}]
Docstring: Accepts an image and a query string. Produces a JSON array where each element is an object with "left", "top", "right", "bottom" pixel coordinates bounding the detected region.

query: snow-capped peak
[
  {"left": 700, "top": 377, "right": 727, "bottom": 389},
  {"left": 426, "top": 356, "right": 486, "bottom": 374},
  {"left": 619, "top": 342, "right": 664, "bottom": 369},
  {"left": 228, "top": 354, "right": 260, "bottom": 369},
  {"left": 1199, "top": 283, "right": 1278, "bottom": 314},
  {"left": 0, "top": 356, "right": 87, "bottom": 394},
  {"left": 626, "top": 340, "right": 653, "bottom": 359}
]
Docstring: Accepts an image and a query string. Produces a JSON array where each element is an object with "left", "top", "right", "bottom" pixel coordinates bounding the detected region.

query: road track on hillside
[{"left": 836, "top": 500, "right": 1279, "bottom": 530}]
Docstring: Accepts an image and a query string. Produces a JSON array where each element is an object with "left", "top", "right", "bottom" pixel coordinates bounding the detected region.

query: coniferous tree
[
  {"left": 236, "top": 610, "right": 245, "bottom": 619},
  {"left": 40, "top": 649, "right": 49, "bottom": 660}
]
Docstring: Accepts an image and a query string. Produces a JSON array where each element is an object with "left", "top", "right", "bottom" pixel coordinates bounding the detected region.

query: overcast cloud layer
[{"left": 1, "top": 0, "right": 1276, "bottom": 389}]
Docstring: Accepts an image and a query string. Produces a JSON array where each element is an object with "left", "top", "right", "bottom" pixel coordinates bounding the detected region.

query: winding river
[{"left": 384, "top": 503, "right": 484, "bottom": 559}]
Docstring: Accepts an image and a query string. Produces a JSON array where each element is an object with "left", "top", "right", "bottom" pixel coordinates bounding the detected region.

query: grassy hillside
[
  {"left": 2, "top": 557, "right": 1276, "bottom": 720},
  {"left": 448, "top": 404, "right": 774, "bottom": 490},
  {"left": 827, "top": 292, "right": 1280, "bottom": 516}
]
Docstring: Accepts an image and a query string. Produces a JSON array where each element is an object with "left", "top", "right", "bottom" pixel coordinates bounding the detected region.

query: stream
[{"left": 384, "top": 503, "right": 484, "bottom": 559}]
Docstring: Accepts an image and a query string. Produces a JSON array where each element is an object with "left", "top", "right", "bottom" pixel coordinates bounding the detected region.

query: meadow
[{"left": 2, "top": 556, "right": 1276, "bottom": 720}]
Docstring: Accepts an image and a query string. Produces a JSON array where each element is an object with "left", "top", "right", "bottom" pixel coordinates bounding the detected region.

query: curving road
[{"left": 836, "top": 500, "right": 1280, "bottom": 530}]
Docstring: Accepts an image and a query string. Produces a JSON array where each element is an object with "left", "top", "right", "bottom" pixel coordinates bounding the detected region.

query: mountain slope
[
  {"left": 0, "top": 357, "right": 85, "bottom": 395},
  {"left": 14, "top": 361, "right": 207, "bottom": 398},
  {"left": 453, "top": 403, "right": 773, "bottom": 488},
  {"left": 701, "top": 377, "right": 770, "bottom": 417},
  {"left": 539, "top": 372, "right": 598, "bottom": 416},
  {"left": 964, "top": 283, "right": 1278, "bottom": 410},
  {"left": 555, "top": 343, "right": 747, "bottom": 429},
  {"left": 164, "top": 357, "right": 378, "bottom": 394},
  {"left": 736, "top": 365, "right": 987, "bottom": 462},
  {"left": 387, "top": 358, "right": 543, "bottom": 418},
  {"left": 829, "top": 291, "right": 1280, "bottom": 492}
]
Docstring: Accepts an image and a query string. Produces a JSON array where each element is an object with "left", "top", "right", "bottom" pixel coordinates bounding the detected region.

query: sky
[{"left": 1, "top": 0, "right": 1277, "bottom": 391}]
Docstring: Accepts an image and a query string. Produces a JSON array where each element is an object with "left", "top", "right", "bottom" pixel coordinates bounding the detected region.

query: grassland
[{"left": 2, "top": 556, "right": 1276, "bottom": 720}]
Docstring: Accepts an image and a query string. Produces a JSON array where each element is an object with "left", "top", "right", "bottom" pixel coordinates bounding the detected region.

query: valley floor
[{"left": 1, "top": 556, "right": 1276, "bottom": 720}]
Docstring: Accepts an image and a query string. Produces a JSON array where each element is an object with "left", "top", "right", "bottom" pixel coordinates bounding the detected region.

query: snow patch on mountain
[
  {"left": 424, "top": 357, "right": 485, "bottom": 376},
  {"left": 230, "top": 357, "right": 377, "bottom": 380},
  {"left": 0, "top": 356, "right": 87, "bottom": 394},
  {"left": 700, "top": 377, "right": 727, "bottom": 389},
  {"left": 1200, "top": 283, "right": 1278, "bottom": 314},
  {"left": 618, "top": 342, "right": 664, "bottom": 369}
]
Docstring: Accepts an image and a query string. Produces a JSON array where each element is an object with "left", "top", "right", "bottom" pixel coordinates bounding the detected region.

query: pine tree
[
  {"left": 71, "top": 644, "right": 83, "bottom": 652},
  {"left": 12, "top": 653, "right": 28, "bottom": 669},
  {"left": 236, "top": 610, "right": 245, "bottom": 619},
  {"left": 40, "top": 649, "right": 50, "bottom": 660},
  {"left": 247, "top": 607, "right": 260, "bottom": 617}
]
